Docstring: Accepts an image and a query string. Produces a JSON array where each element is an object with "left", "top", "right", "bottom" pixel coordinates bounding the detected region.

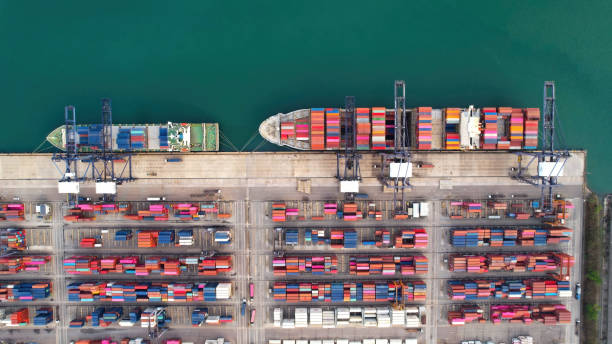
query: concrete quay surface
[{"left": 0, "top": 151, "right": 586, "bottom": 344}]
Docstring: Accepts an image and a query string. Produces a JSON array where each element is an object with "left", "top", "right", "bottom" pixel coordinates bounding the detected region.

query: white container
[
  {"left": 412, "top": 203, "right": 420, "bottom": 218},
  {"left": 281, "top": 319, "right": 295, "bottom": 328},
  {"left": 391, "top": 309, "right": 405, "bottom": 326},
  {"left": 420, "top": 202, "right": 429, "bottom": 216},
  {"left": 295, "top": 308, "right": 308, "bottom": 328},
  {"left": 309, "top": 307, "right": 322, "bottom": 326},
  {"left": 215, "top": 282, "right": 232, "bottom": 299},
  {"left": 322, "top": 310, "right": 335, "bottom": 328}
]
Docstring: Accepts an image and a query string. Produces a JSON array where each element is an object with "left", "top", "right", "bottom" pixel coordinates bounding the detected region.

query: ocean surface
[{"left": 0, "top": 1, "right": 610, "bottom": 193}]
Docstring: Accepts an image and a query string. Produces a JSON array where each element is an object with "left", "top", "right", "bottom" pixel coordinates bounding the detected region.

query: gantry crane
[
  {"left": 392, "top": 280, "right": 406, "bottom": 310},
  {"left": 336, "top": 96, "right": 362, "bottom": 200},
  {"left": 51, "top": 100, "right": 135, "bottom": 204},
  {"left": 51, "top": 106, "right": 88, "bottom": 205},
  {"left": 380, "top": 80, "right": 412, "bottom": 215},
  {"left": 90, "top": 98, "right": 134, "bottom": 201},
  {"left": 511, "top": 81, "right": 570, "bottom": 212}
]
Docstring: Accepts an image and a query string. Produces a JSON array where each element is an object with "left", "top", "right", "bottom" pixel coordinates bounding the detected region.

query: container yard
[{"left": 0, "top": 148, "right": 586, "bottom": 344}]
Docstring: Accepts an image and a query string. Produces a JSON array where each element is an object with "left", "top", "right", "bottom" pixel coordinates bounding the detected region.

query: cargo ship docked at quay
[
  {"left": 47, "top": 122, "right": 219, "bottom": 152},
  {"left": 259, "top": 106, "right": 540, "bottom": 151}
]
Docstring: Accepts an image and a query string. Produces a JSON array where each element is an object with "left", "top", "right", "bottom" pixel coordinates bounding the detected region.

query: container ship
[
  {"left": 259, "top": 106, "right": 540, "bottom": 151},
  {"left": 47, "top": 122, "right": 219, "bottom": 152}
]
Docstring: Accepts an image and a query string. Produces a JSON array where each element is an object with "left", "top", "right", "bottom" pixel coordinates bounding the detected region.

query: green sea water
[{"left": 0, "top": 1, "right": 610, "bottom": 193}]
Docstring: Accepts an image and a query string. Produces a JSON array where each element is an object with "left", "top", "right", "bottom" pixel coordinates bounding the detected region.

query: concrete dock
[{"left": 0, "top": 151, "right": 586, "bottom": 344}]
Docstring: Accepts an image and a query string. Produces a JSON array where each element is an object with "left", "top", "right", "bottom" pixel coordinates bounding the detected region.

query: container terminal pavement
[{"left": 0, "top": 151, "right": 586, "bottom": 344}]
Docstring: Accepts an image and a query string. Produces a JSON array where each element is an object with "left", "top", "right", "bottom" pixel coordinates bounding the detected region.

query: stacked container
[
  {"left": 116, "top": 128, "right": 131, "bottom": 150},
  {"left": 451, "top": 227, "right": 572, "bottom": 247},
  {"left": 0, "top": 282, "right": 52, "bottom": 301},
  {"left": 371, "top": 107, "right": 386, "bottom": 150},
  {"left": 272, "top": 281, "right": 425, "bottom": 303},
  {"left": 349, "top": 256, "right": 428, "bottom": 275},
  {"left": 343, "top": 203, "right": 360, "bottom": 221},
  {"left": 481, "top": 107, "right": 498, "bottom": 149},
  {"left": 509, "top": 108, "right": 524, "bottom": 149},
  {"left": 444, "top": 108, "right": 460, "bottom": 150},
  {"left": 280, "top": 121, "right": 295, "bottom": 140},
  {"left": 524, "top": 108, "right": 540, "bottom": 149},
  {"left": 310, "top": 108, "right": 325, "bottom": 150},
  {"left": 356, "top": 108, "right": 371, "bottom": 150},
  {"left": 272, "top": 256, "right": 338, "bottom": 276},
  {"left": 0, "top": 256, "right": 50, "bottom": 274},
  {"left": 0, "top": 229, "right": 26, "bottom": 250},
  {"left": 137, "top": 231, "right": 158, "bottom": 248},
  {"left": 33, "top": 308, "right": 53, "bottom": 325},
  {"left": 284, "top": 229, "right": 299, "bottom": 246},
  {"left": 272, "top": 203, "right": 287, "bottom": 222},
  {"left": 394, "top": 229, "right": 428, "bottom": 248},
  {"left": 449, "top": 253, "right": 574, "bottom": 273},
  {"left": 490, "top": 304, "right": 571, "bottom": 325},
  {"left": 447, "top": 279, "right": 571, "bottom": 300},
  {"left": 325, "top": 108, "right": 340, "bottom": 149},
  {"left": 0, "top": 204, "right": 25, "bottom": 221},
  {"left": 129, "top": 127, "right": 145, "bottom": 149},
  {"left": 416, "top": 107, "right": 432, "bottom": 149},
  {"left": 448, "top": 305, "right": 485, "bottom": 325},
  {"left": 385, "top": 110, "right": 396, "bottom": 149},
  {"left": 343, "top": 230, "right": 357, "bottom": 248},
  {"left": 295, "top": 116, "right": 310, "bottom": 143},
  {"left": 497, "top": 107, "right": 512, "bottom": 149},
  {"left": 66, "top": 281, "right": 231, "bottom": 302},
  {"left": 159, "top": 127, "right": 169, "bottom": 149},
  {"left": 324, "top": 203, "right": 337, "bottom": 215}
]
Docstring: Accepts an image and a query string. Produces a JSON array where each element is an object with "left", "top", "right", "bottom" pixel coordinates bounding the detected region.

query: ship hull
[
  {"left": 46, "top": 122, "right": 219, "bottom": 152},
  {"left": 259, "top": 106, "right": 540, "bottom": 151}
]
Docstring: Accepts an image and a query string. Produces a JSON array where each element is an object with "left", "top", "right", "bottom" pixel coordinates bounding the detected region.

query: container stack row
[
  {"left": 523, "top": 108, "right": 540, "bottom": 149},
  {"left": 62, "top": 256, "right": 231, "bottom": 276},
  {"left": 0, "top": 203, "right": 25, "bottom": 221},
  {"left": 448, "top": 253, "right": 574, "bottom": 273},
  {"left": 0, "top": 228, "right": 26, "bottom": 250},
  {"left": 272, "top": 306, "right": 423, "bottom": 328},
  {"left": 272, "top": 256, "right": 338, "bottom": 276},
  {"left": 0, "top": 282, "right": 52, "bottom": 301},
  {"left": 481, "top": 107, "right": 498, "bottom": 149},
  {"left": 0, "top": 256, "right": 50, "bottom": 274},
  {"left": 310, "top": 108, "right": 325, "bottom": 150},
  {"left": 450, "top": 227, "right": 572, "bottom": 247},
  {"left": 271, "top": 281, "right": 426, "bottom": 303},
  {"left": 509, "top": 109, "right": 524, "bottom": 150},
  {"left": 490, "top": 304, "right": 571, "bottom": 324},
  {"left": 447, "top": 279, "right": 571, "bottom": 300},
  {"left": 325, "top": 108, "right": 340, "bottom": 149},
  {"left": 281, "top": 121, "right": 295, "bottom": 140},
  {"left": 66, "top": 281, "right": 232, "bottom": 302},
  {"left": 444, "top": 108, "right": 460, "bottom": 150},
  {"left": 349, "top": 256, "right": 428, "bottom": 275},
  {"left": 0, "top": 307, "right": 53, "bottom": 326},
  {"left": 371, "top": 107, "right": 386, "bottom": 150},
  {"left": 356, "top": 108, "right": 371, "bottom": 150},
  {"left": 448, "top": 305, "right": 485, "bottom": 325},
  {"left": 416, "top": 107, "right": 432, "bottom": 150}
]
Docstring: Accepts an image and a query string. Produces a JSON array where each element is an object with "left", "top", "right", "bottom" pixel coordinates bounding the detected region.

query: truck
[
  {"left": 241, "top": 298, "right": 247, "bottom": 316},
  {"left": 249, "top": 283, "right": 254, "bottom": 302},
  {"left": 250, "top": 309, "right": 256, "bottom": 325},
  {"left": 355, "top": 193, "right": 369, "bottom": 199},
  {"left": 575, "top": 283, "right": 581, "bottom": 300},
  {"left": 214, "top": 231, "right": 231, "bottom": 244},
  {"left": 165, "top": 158, "right": 182, "bottom": 163},
  {"left": 146, "top": 196, "right": 166, "bottom": 201}
]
